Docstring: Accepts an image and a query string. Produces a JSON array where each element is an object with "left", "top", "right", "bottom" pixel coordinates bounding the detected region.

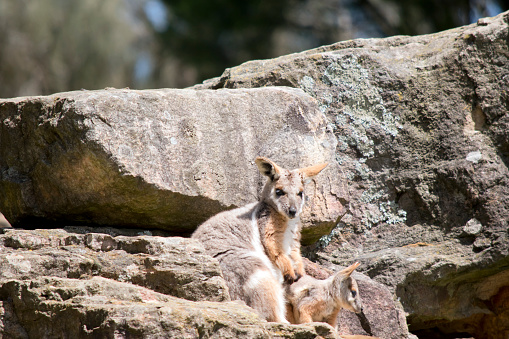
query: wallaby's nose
[{"left": 289, "top": 207, "right": 297, "bottom": 218}]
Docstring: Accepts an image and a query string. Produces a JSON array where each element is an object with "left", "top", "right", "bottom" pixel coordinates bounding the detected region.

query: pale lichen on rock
[{"left": 194, "top": 10, "right": 509, "bottom": 338}]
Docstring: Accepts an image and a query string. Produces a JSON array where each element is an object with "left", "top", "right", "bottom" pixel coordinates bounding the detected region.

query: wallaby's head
[
  {"left": 332, "top": 262, "right": 362, "bottom": 314},
  {"left": 255, "top": 157, "right": 327, "bottom": 220}
]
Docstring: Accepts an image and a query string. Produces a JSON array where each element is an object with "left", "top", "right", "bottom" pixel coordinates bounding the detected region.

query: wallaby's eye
[
  {"left": 351, "top": 290, "right": 357, "bottom": 298},
  {"left": 298, "top": 191, "right": 303, "bottom": 197},
  {"left": 275, "top": 189, "right": 285, "bottom": 196}
]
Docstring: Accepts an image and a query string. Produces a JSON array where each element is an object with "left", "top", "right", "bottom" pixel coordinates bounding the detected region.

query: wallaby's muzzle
[{"left": 288, "top": 206, "right": 297, "bottom": 218}]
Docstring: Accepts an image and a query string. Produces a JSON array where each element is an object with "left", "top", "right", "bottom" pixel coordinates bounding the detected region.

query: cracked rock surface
[
  {"left": 195, "top": 11, "right": 509, "bottom": 338},
  {"left": 1, "top": 10, "right": 509, "bottom": 339}
]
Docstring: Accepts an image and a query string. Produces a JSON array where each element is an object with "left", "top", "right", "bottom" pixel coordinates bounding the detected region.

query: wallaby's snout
[
  {"left": 288, "top": 206, "right": 297, "bottom": 218},
  {"left": 352, "top": 296, "right": 363, "bottom": 314}
]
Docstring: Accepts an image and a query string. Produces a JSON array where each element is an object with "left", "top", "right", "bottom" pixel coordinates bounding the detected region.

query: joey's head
[
  {"left": 255, "top": 157, "right": 327, "bottom": 220},
  {"left": 332, "top": 262, "right": 362, "bottom": 314}
]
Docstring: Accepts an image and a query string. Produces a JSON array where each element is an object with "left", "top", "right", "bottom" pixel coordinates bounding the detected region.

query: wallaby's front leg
[
  {"left": 286, "top": 304, "right": 297, "bottom": 324},
  {"left": 269, "top": 245, "right": 297, "bottom": 282},
  {"left": 290, "top": 244, "right": 305, "bottom": 280},
  {"left": 298, "top": 304, "right": 315, "bottom": 323},
  {"left": 263, "top": 228, "right": 297, "bottom": 283}
]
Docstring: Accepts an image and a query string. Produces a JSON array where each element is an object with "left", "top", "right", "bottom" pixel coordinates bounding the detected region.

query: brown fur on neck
[{"left": 257, "top": 202, "right": 304, "bottom": 283}]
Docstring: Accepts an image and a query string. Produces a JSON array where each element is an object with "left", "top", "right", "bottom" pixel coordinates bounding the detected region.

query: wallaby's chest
[
  {"left": 257, "top": 205, "right": 299, "bottom": 253},
  {"left": 282, "top": 218, "right": 299, "bottom": 255}
]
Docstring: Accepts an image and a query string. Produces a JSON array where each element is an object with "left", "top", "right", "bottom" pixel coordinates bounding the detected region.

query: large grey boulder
[
  {"left": 0, "top": 87, "right": 343, "bottom": 243},
  {"left": 194, "top": 11, "right": 509, "bottom": 338}
]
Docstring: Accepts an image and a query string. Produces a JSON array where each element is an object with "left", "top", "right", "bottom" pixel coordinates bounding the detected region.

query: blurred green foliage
[
  {"left": 157, "top": 0, "right": 509, "bottom": 84},
  {"left": 0, "top": 0, "right": 507, "bottom": 97},
  {"left": 0, "top": 0, "right": 140, "bottom": 98},
  {"left": 158, "top": 0, "right": 295, "bottom": 80}
]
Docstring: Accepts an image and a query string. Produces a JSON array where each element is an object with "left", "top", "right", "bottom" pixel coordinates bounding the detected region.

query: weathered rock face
[
  {"left": 0, "top": 276, "right": 338, "bottom": 339},
  {"left": 1, "top": 8, "right": 508, "bottom": 339},
  {"left": 194, "top": 11, "right": 509, "bottom": 339},
  {"left": 0, "top": 228, "right": 229, "bottom": 302},
  {"left": 0, "top": 228, "right": 399, "bottom": 339},
  {"left": 0, "top": 87, "right": 343, "bottom": 243}
]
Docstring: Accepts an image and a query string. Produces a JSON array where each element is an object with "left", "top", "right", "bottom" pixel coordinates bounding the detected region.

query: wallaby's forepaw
[
  {"left": 284, "top": 273, "right": 297, "bottom": 284},
  {"left": 294, "top": 272, "right": 302, "bottom": 282}
]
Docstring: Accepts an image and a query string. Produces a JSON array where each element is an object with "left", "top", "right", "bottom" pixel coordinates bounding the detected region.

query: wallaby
[
  {"left": 286, "top": 262, "right": 362, "bottom": 327},
  {"left": 192, "top": 157, "right": 328, "bottom": 322}
]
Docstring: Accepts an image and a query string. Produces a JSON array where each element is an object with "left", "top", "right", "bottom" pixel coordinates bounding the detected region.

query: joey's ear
[
  {"left": 339, "top": 262, "right": 360, "bottom": 278},
  {"left": 299, "top": 162, "right": 328, "bottom": 182},
  {"left": 255, "top": 157, "right": 281, "bottom": 181}
]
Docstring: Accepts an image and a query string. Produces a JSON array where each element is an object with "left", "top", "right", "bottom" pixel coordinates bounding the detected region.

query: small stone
[
  {"left": 466, "top": 151, "right": 482, "bottom": 163},
  {"left": 473, "top": 237, "right": 491, "bottom": 250},
  {"left": 0, "top": 213, "right": 12, "bottom": 228},
  {"left": 463, "top": 218, "right": 482, "bottom": 236},
  {"left": 477, "top": 18, "right": 490, "bottom": 26}
]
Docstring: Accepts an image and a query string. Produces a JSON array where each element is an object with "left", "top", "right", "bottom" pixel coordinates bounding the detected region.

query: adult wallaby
[
  {"left": 192, "top": 157, "right": 327, "bottom": 322},
  {"left": 286, "top": 262, "right": 362, "bottom": 327}
]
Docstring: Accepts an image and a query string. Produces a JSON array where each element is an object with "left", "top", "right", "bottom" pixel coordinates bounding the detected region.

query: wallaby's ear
[
  {"left": 255, "top": 157, "right": 281, "bottom": 181},
  {"left": 340, "top": 262, "right": 360, "bottom": 278},
  {"left": 299, "top": 162, "right": 328, "bottom": 182}
]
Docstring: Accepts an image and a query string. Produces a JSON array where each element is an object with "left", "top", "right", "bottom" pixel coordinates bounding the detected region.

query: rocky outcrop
[
  {"left": 0, "top": 228, "right": 229, "bottom": 302},
  {"left": 0, "top": 228, "right": 402, "bottom": 338},
  {"left": 194, "top": 11, "right": 509, "bottom": 339},
  {"left": 0, "top": 276, "right": 339, "bottom": 339},
  {"left": 1, "top": 8, "right": 508, "bottom": 339},
  {"left": 0, "top": 87, "right": 342, "bottom": 244}
]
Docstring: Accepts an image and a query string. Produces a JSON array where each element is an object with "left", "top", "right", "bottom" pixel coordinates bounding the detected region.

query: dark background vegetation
[{"left": 0, "top": 0, "right": 507, "bottom": 98}]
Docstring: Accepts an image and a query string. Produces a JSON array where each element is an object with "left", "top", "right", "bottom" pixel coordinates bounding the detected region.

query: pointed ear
[
  {"left": 299, "top": 162, "right": 328, "bottom": 182},
  {"left": 255, "top": 157, "right": 281, "bottom": 181},
  {"left": 340, "top": 262, "right": 360, "bottom": 278}
]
